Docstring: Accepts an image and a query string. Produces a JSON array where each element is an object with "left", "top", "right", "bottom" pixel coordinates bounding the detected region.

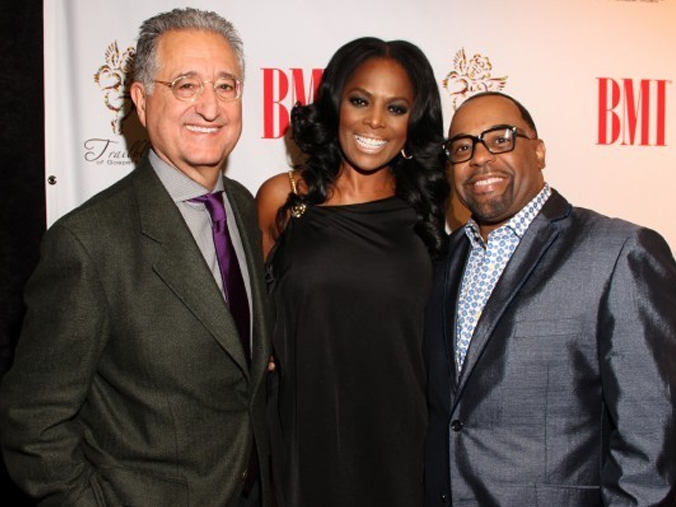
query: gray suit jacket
[
  {"left": 424, "top": 190, "right": 676, "bottom": 506},
  {"left": 0, "top": 156, "right": 273, "bottom": 507}
]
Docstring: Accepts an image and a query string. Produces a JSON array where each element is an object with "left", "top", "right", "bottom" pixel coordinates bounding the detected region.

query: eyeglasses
[
  {"left": 443, "top": 125, "right": 534, "bottom": 164},
  {"left": 154, "top": 74, "right": 243, "bottom": 102}
]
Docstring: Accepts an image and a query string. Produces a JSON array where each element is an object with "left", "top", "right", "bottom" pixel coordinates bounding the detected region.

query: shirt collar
[
  {"left": 148, "top": 149, "right": 224, "bottom": 203},
  {"left": 464, "top": 183, "right": 552, "bottom": 247}
]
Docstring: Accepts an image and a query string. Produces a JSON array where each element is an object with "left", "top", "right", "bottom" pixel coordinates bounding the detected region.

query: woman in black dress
[{"left": 256, "top": 37, "right": 449, "bottom": 507}]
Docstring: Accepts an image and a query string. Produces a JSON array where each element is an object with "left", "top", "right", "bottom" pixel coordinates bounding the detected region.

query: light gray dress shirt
[{"left": 149, "top": 150, "right": 253, "bottom": 347}]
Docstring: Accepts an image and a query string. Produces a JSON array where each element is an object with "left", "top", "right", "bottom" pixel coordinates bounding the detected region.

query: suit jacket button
[
  {"left": 450, "top": 420, "right": 463, "bottom": 432},
  {"left": 242, "top": 468, "right": 248, "bottom": 481},
  {"left": 440, "top": 493, "right": 449, "bottom": 503}
]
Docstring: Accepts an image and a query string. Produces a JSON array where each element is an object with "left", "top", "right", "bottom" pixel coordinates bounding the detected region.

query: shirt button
[
  {"left": 450, "top": 420, "right": 463, "bottom": 432},
  {"left": 440, "top": 493, "right": 449, "bottom": 503}
]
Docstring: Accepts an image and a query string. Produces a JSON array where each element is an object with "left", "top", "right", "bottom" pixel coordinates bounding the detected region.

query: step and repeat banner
[{"left": 44, "top": 0, "right": 676, "bottom": 248}]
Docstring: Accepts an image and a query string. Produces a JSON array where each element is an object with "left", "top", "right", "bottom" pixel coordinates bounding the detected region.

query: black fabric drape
[{"left": 0, "top": 1, "right": 45, "bottom": 505}]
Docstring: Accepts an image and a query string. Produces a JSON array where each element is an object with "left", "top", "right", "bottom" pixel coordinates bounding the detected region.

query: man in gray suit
[
  {"left": 424, "top": 91, "right": 676, "bottom": 506},
  {"left": 0, "top": 8, "right": 272, "bottom": 507}
]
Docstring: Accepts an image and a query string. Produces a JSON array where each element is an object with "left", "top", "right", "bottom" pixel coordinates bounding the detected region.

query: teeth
[
  {"left": 186, "top": 125, "right": 219, "bottom": 133},
  {"left": 474, "top": 177, "right": 502, "bottom": 187},
  {"left": 355, "top": 135, "right": 387, "bottom": 149}
]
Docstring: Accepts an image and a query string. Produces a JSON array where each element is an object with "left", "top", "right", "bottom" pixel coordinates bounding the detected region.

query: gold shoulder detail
[
  {"left": 288, "top": 170, "right": 299, "bottom": 195},
  {"left": 287, "top": 171, "right": 307, "bottom": 218}
]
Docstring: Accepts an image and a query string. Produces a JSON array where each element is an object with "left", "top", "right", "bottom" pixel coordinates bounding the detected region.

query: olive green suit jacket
[{"left": 0, "top": 156, "right": 273, "bottom": 507}]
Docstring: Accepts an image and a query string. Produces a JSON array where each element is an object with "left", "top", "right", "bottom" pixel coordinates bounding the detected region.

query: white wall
[{"left": 45, "top": 0, "right": 676, "bottom": 249}]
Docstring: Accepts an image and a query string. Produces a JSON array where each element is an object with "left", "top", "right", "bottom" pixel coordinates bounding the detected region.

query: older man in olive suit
[{"left": 0, "top": 8, "right": 272, "bottom": 507}]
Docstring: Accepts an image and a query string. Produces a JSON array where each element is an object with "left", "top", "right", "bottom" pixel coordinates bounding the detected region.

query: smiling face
[
  {"left": 337, "top": 57, "right": 414, "bottom": 174},
  {"left": 131, "top": 29, "right": 243, "bottom": 186},
  {"left": 449, "top": 94, "right": 546, "bottom": 239}
]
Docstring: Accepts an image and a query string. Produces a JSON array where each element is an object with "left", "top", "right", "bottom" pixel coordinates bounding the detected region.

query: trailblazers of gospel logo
[
  {"left": 443, "top": 48, "right": 507, "bottom": 111},
  {"left": 87, "top": 41, "right": 148, "bottom": 166},
  {"left": 94, "top": 41, "right": 135, "bottom": 135}
]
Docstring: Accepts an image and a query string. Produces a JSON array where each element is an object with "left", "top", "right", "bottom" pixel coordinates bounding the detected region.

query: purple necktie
[{"left": 192, "top": 191, "right": 250, "bottom": 363}]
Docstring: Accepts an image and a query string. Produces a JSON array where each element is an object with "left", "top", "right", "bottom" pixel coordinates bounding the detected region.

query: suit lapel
[
  {"left": 223, "top": 177, "right": 270, "bottom": 389},
  {"left": 133, "top": 160, "right": 250, "bottom": 378},
  {"left": 443, "top": 231, "right": 470, "bottom": 389},
  {"left": 453, "top": 192, "right": 572, "bottom": 402}
]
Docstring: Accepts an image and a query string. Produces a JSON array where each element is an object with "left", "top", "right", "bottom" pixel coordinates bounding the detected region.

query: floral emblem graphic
[
  {"left": 94, "top": 41, "right": 136, "bottom": 134},
  {"left": 443, "top": 48, "right": 508, "bottom": 111}
]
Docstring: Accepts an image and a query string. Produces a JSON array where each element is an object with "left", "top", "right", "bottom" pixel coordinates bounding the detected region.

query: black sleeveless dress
[{"left": 267, "top": 196, "right": 431, "bottom": 507}]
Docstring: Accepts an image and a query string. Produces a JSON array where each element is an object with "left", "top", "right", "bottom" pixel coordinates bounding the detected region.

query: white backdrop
[{"left": 44, "top": 0, "right": 676, "bottom": 249}]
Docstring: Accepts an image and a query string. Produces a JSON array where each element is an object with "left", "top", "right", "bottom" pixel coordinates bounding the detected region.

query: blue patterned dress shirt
[{"left": 455, "top": 183, "right": 552, "bottom": 371}]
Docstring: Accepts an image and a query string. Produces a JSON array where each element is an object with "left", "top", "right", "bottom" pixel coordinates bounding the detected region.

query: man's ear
[
  {"left": 535, "top": 139, "right": 546, "bottom": 170},
  {"left": 130, "top": 82, "right": 147, "bottom": 127}
]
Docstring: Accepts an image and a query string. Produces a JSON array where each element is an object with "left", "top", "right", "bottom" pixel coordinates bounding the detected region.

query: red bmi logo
[
  {"left": 597, "top": 78, "right": 670, "bottom": 146},
  {"left": 261, "top": 68, "right": 324, "bottom": 139}
]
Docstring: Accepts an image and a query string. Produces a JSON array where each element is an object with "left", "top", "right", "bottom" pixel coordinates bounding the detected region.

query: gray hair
[{"left": 133, "top": 7, "right": 245, "bottom": 93}]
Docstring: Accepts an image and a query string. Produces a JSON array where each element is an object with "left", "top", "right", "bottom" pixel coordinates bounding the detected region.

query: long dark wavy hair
[{"left": 278, "top": 36, "right": 450, "bottom": 257}]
